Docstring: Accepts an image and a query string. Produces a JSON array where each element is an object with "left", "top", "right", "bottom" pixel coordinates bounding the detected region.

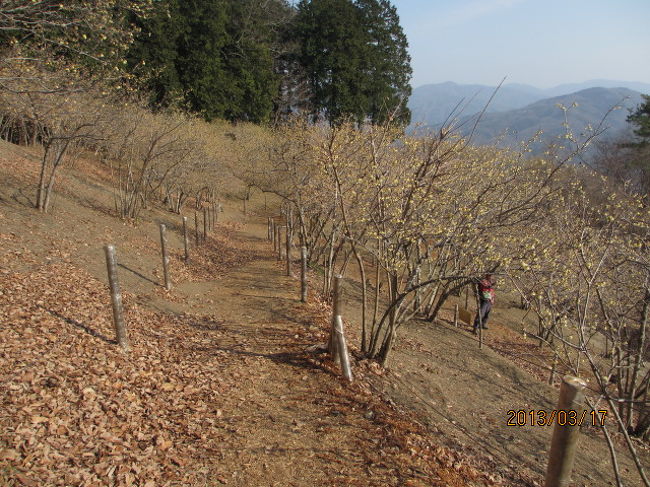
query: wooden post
[
  {"left": 301, "top": 246, "right": 308, "bottom": 303},
  {"left": 271, "top": 219, "right": 276, "bottom": 248},
  {"left": 332, "top": 274, "right": 343, "bottom": 323},
  {"left": 285, "top": 224, "right": 291, "bottom": 277},
  {"left": 277, "top": 226, "right": 283, "bottom": 261},
  {"left": 194, "top": 211, "right": 199, "bottom": 247},
  {"left": 544, "top": 376, "right": 587, "bottom": 487},
  {"left": 182, "top": 216, "right": 189, "bottom": 263},
  {"left": 549, "top": 355, "right": 558, "bottom": 385},
  {"left": 413, "top": 267, "right": 421, "bottom": 313},
  {"left": 212, "top": 202, "right": 217, "bottom": 228},
  {"left": 465, "top": 285, "right": 469, "bottom": 309},
  {"left": 328, "top": 275, "right": 343, "bottom": 357},
  {"left": 207, "top": 205, "right": 212, "bottom": 232},
  {"left": 334, "top": 315, "right": 353, "bottom": 382},
  {"left": 322, "top": 253, "right": 328, "bottom": 295},
  {"left": 274, "top": 225, "right": 278, "bottom": 257},
  {"left": 104, "top": 245, "right": 128, "bottom": 350},
  {"left": 268, "top": 217, "right": 272, "bottom": 241},
  {"left": 453, "top": 304, "right": 459, "bottom": 328},
  {"left": 159, "top": 224, "right": 171, "bottom": 290},
  {"left": 203, "top": 208, "right": 208, "bottom": 242},
  {"left": 475, "top": 283, "right": 483, "bottom": 349}
]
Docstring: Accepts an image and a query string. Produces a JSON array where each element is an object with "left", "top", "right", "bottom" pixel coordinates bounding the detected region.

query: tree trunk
[
  {"left": 36, "top": 145, "right": 51, "bottom": 211},
  {"left": 42, "top": 143, "right": 68, "bottom": 213},
  {"left": 377, "top": 272, "right": 399, "bottom": 366}
]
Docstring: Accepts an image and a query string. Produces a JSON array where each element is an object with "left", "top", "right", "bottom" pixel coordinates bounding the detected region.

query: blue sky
[{"left": 391, "top": 0, "right": 650, "bottom": 88}]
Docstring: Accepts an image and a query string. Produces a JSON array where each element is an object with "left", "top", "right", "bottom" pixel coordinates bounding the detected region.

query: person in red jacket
[{"left": 473, "top": 274, "right": 495, "bottom": 333}]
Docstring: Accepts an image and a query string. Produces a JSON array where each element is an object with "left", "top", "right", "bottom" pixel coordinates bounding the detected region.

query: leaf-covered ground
[
  {"left": 0, "top": 232, "right": 505, "bottom": 486},
  {"left": 2, "top": 140, "right": 645, "bottom": 487},
  {"left": 0, "top": 140, "right": 501, "bottom": 486}
]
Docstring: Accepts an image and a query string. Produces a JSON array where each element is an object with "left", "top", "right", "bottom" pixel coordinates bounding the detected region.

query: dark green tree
[
  {"left": 127, "top": 0, "right": 290, "bottom": 122},
  {"left": 174, "top": 0, "right": 230, "bottom": 120},
  {"left": 292, "top": 0, "right": 411, "bottom": 125},
  {"left": 356, "top": 0, "right": 412, "bottom": 124},
  {"left": 126, "top": 0, "right": 185, "bottom": 108},
  {"left": 596, "top": 95, "right": 650, "bottom": 196},
  {"left": 218, "top": 0, "right": 289, "bottom": 122},
  {"left": 627, "top": 94, "right": 650, "bottom": 145}
]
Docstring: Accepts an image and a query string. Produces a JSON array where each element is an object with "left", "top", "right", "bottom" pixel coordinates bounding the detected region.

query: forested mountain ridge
[
  {"left": 409, "top": 84, "right": 645, "bottom": 154},
  {"left": 408, "top": 80, "right": 650, "bottom": 129},
  {"left": 408, "top": 81, "right": 546, "bottom": 128},
  {"left": 454, "top": 87, "right": 644, "bottom": 151}
]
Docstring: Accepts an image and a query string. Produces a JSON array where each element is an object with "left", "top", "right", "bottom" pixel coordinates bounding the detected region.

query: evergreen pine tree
[
  {"left": 128, "top": 0, "right": 289, "bottom": 122},
  {"left": 293, "top": 0, "right": 412, "bottom": 125},
  {"left": 356, "top": 0, "right": 411, "bottom": 124},
  {"left": 127, "top": 0, "right": 185, "bottom": 108},
  {"left": 628, "top": 94, "right": 650, "bottom": 145}
]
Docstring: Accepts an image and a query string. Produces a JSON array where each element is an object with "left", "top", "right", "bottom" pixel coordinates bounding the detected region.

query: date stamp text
[{"left": 507, "top": 409, "right": 607, "bottom": 427}]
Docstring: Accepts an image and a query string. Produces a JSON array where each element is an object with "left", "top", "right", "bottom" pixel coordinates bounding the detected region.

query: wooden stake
[
  {"left": 274, "top": 225, "right": 278, "bottom": 256},
  {"left": 413, "top": 267, "right": 421, "bottom": 312},
  {"left": 301, "top": 246, "right": 308, "bottom": 303},
  {"left": 334, "top": 315, "right": 353, "bottom": 382},
  {"left": 182, "top": 216, "right": 189, "bottom": 263},
  {"left": 285, "top": 224, "right": 291, "bottom": 277},
  {"left": 322, "top": 253, "right": 327, "bottom": 295},
  {"left": 549, "top": 355, "right": 558, "bottom": 385},
  {"left": 475, "top": 283, "right": 483, "bottom": 349},
  {"left": 159, "top": 224, "right": 171, "bottom": 290},
  {"left": 454, "top": 304, "right": 459, "bottom": 328},
  {"left": 104, "top": 245, "right": 128, "bottom": 351},
  {"left": 194, "top": 211, "right": 199, "bottom": 247},
  {"left": 332, "top": 274, "right": 343, "bottom": 323},
  {"left": 544, "top": 376, "right": 587, "bottom": 487},
  {"left": 203, "top": 208, "right": 208, "bottom": 242},
  {"left": 329, "top": 275, "right": 343, "bottom": 357}
]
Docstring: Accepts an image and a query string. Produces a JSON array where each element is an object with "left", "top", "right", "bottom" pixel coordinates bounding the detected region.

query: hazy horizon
[
  {"left": 391, "top": 0, "right": 650, "bottom": 89},
  {"left": 412, "top": 78, "right": 650, "bottom": 90}
]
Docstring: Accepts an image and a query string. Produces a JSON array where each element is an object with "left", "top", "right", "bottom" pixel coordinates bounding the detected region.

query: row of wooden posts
[
  {"left": 106, "top": 211, "right": 584, "bottom": 487},
  {"left": 104, "top": 204, "right": 220, "bottom": 351},
  {"left": 267, "top": 216, "right": 353, "bottom": 382},
  {"left": 267, "top": 215, "right": 590, "bottom": 487}
]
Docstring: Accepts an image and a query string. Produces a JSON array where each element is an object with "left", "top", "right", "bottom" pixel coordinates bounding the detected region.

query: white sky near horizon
[{"left": 390, "top": 0, "right": 650, "bottom": 89}]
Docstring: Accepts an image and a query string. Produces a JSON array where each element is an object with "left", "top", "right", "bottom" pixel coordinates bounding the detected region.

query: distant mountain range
[{"left": 408, "top": 80, "right": 649, "bottom": 153}]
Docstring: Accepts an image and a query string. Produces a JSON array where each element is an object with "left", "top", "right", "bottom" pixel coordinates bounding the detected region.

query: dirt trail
[
  {"left": 4, "top": 140, "right": 645, "bottom": 487},
  {"left": 1, "top": 142, "right": 498, "bottom": 486},
  {"left": 134, "top": 221, "right": 488, "bottom": 486}
]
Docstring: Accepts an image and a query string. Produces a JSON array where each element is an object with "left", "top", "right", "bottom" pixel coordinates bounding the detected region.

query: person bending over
[{"left": 473, "top": 274, "right": 495, "bottom": 333}]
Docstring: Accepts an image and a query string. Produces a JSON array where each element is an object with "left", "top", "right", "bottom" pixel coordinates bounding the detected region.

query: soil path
[
  {"left": 146, "top": 221, "right": 474, "bottom": 486},
  {"left": 1, "top": 143, "right": 485, "bottom": 486},
  {"left": 4, "top": 141, "right": 645, "bottom": 487}
]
